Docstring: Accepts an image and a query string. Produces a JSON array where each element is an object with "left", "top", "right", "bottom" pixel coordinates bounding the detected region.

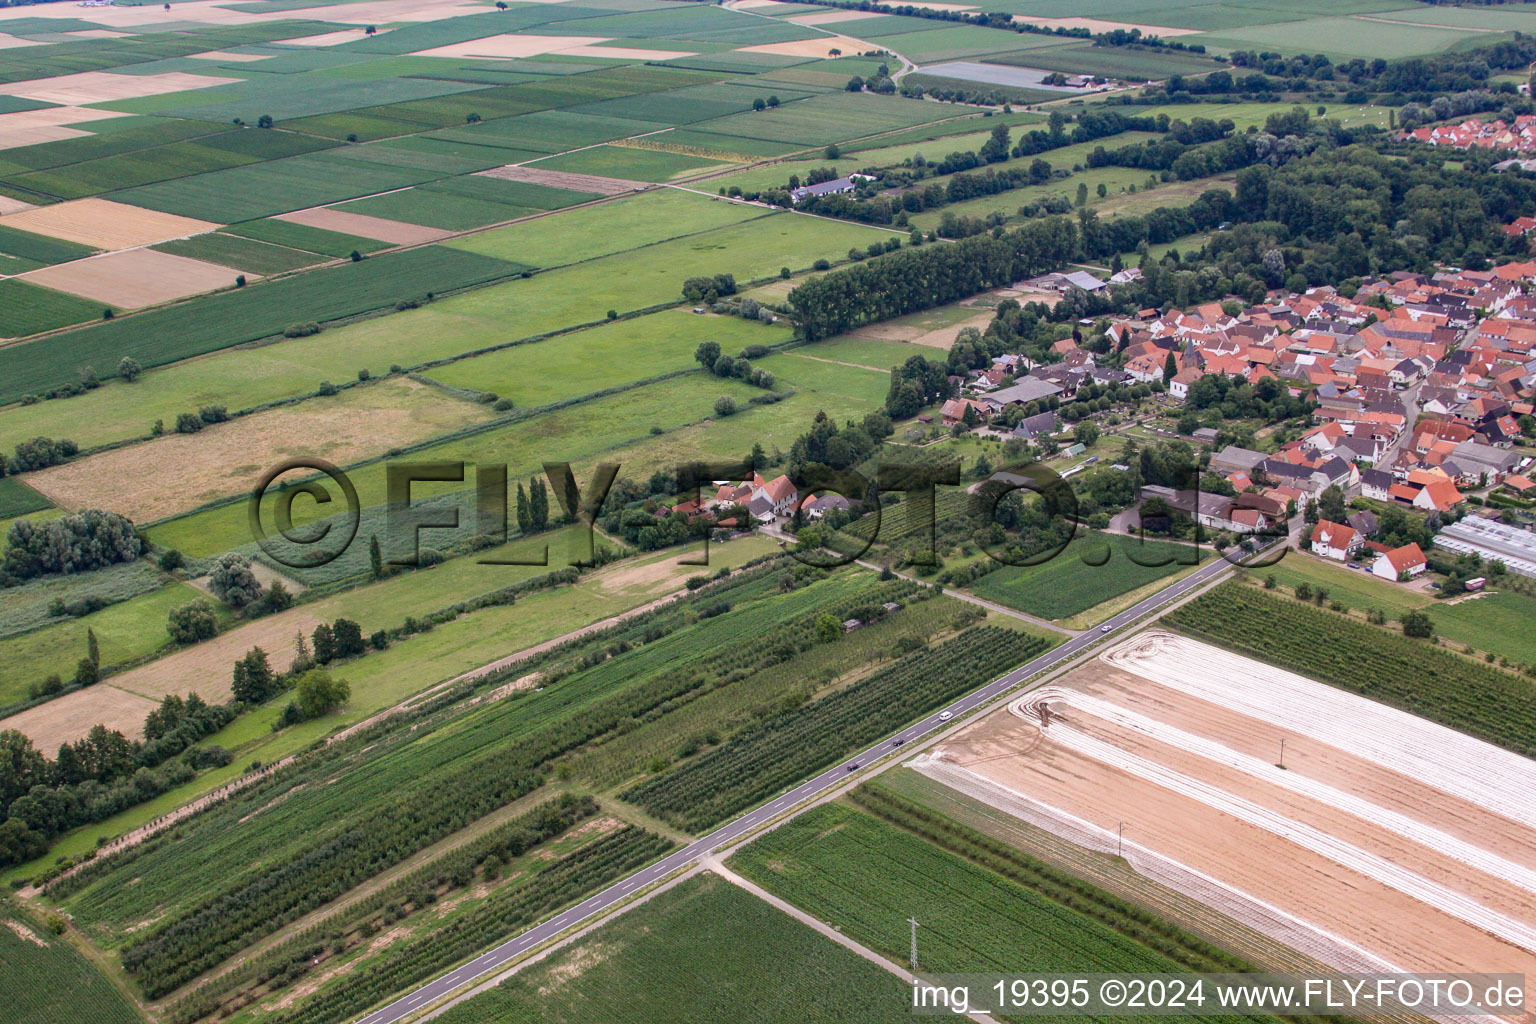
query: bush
[
  {"left": 714, "top": 396, "right": 737, "bottom": 417},
  {"left": 209, "top": 553, "right": 263, "bottom": 608},
  {"left": 493, "top": 398, "right": 514, "bottom": 411},
  {"left": 283, "top": 322, "right": 321, "bottom": 338},
  {"left": 3, "top": 509, "right": 140, "bottom": 581},
  {"left": 117, "top": 356, "right": 142, "bottom": 382},
  {"left": 198, "top": 405, "right": 229, "bottom": 424},
  {"left": 167, "top": 599, "right": 218, "bottom": 644},
  {"left": 174, "top": 412, "right": 203, "bottom": 434}
]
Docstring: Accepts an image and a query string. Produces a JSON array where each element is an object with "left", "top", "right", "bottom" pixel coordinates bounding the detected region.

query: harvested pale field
[
  {"left": 730, "top": 0, "right": 798, "bottom": 8},
  {"left": 1007, "top": 16, "right": 1201, "bottom": 36},
  {"left": 0, "top": 0, "right": 268, "bottom": 29},
  {"left": 0, "top": 70, "right": 244, "bottom": 106},
  {"left": 0, "top": 196, "right": 35, "bottom": 215},
  {"left": 274, "top": 205, "right": 451, "bottom": 245},
  {"left": 852, "top": 309, "right": 992, "bottom": 348},
  {"left": 188, "top": 50, "right": 277, "bottom": 62},
  {"left": 477, "top": 163, "right": 643, "bottom": 194},
  {"left": 278, "top": 0, "right": 485, "bottom": 23},
  {"left": 19, "top": 249, "right": 246, "bottom": 309},
  {"left": 108, "top": 610, "right": 328, "bottom": 705},
  {"left": 410, "top": 34, "right": 612, "bottom": 59},
  {"left": 0, "top": 198, "right": 217, "bottom": 249},
  {"left": 2, "top": 684, "right": 158, "bottom": 751},
  {"left": 737, "top": 35, "right": 868, "bottom": 58},
  {"left": 0, "top": 105, "right": 123, "bottom": 150},
  {"left": 553, "top": 44, "right": 699, "bottom": 59},
  {"left": 916, "top": 631, "right": 1536, "bottom": 1008},
  {"left": 787, "top": 10, "right": 887, "bottom": 25},
  {"left": 280, "top": 28, "right": 389, "bottom": 47},
  {"left": 25, "top": 377, "right": 495, "bottom": 523},
  {"left": 880, "top": 1, "right": 974, "bottom": 10},
  {"left": 0, "top": 33, "right": 48, "bottom": 50}
]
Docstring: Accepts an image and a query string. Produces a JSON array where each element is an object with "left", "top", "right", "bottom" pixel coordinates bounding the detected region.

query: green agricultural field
[
  {"left": 427, "top": 308, "right": 789, "bottom": 406},
  {"left": 0, "top": 224, "right": 97, "bottom": 266},
  {"left": 149, "top": 231, "right": 323, "bottom": 275},
  {"left": 0, "top": 477, "right": 50, "bottom": 519},
  {"left": 909, "top": 164, "right": 1152, "bottom": 230},
  {"left": 988, "top": 42, "right": 1222, "bottom": 80},
  {"left": 222, "top": 218, "right": 393, "bottom": 256},
  {"left": 433, "top": 872, "right": 913, "bottom": 1024},
  {"left": 448, "top": 187, "right": 760, "bottom": 267},
  {"left": 146, "top": 371, "right": 772, "bottom": 555},
  {"left": 793, "top": 334, "right": 932, "bottom": 369},
  {"left": 0, "top": 580, "right": 215, "bottom": 707},
  {"left": 767, "top": 352, "right": 890, "bottom": 406},
  {"left": 690, "top": 91, "right": 953, "bottom": 148},
  {"left": 0, "top": 246, "right": 526, "bottom": 404},
  {"left": 1197, "top": 15, "right": 1495, "bottom": 60},
  {"left": 0, "top": 279, "right": 110, "bottom": 339},
  {"left": 0, "top": 899, "right": 143, "bottom": 1024},
  {"left": 531, "top": 144, "right": 733, "bottom": 182},
  {"left": 964, "top": 531, "right": 1202, "bottom": 622},
  {"left": 1240, "top": 561, "right": 1536, "bottom": 665},
  {"left": 332, "top": 188, "right": 534, "bottom": 231},
  {"left": 731, "top": 803, "right": 1232, "bottom": 984}
]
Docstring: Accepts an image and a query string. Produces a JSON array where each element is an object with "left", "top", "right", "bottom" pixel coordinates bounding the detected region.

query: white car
[
  {"left": 1100, "top": 624, "right": 1113, "bottom": 632},
  {"left": 939, "top": 711, "right": 953, "bottom": 722}
]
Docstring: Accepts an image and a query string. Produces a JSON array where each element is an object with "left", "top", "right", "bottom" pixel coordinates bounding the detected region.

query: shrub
[
  {"left": 175, "top": 412, "right": 203, "bottom": 434},
  {"left": 714, "top": 396, "right": 737, "bottom": 417},
  {"left": 283, "top": 322, "right": 321, "bottom": 338},
  {"left": 167, "top": 600, "right": 218, "bottom": 644},
  {"left": 209, "top": 553, "right": 263, "bottom": 608},
  {"left": 197, "top": 405, "right": 229, "bottom": 424}
]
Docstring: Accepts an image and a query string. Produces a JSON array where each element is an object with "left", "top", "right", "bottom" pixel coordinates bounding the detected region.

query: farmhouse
[
  {"left": 979, "top": 379, "right": 1063, "bottom": 414},
  {"left": 789, "top": 174, "right": 873, "bottom": 204},
  {"left": 1309, "top": 520, "right": 1361, "bottom": 561}
]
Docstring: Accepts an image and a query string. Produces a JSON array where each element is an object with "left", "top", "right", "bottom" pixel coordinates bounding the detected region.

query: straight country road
[{"left": 356, "top": 535, "right": 1281, "bottom": 1024}]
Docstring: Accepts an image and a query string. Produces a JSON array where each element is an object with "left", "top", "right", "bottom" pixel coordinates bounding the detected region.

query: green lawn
[
  {"left": 432, "top": 872, "right": 913, "bottom": 1024},
  {"left": 965, "top": 531, "right": 1201, "bottom": 622},
  {"left": 149, "top": 231, "right": 325, "bottom": 275}
]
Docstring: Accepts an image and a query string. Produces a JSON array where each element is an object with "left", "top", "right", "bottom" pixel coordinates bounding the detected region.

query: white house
[
  {"left": 1309, "top": 520, "right": 1361, "bottom": 561},
  {"left": 1371, "top": 542, "right": 1427, "bottom": 581}
]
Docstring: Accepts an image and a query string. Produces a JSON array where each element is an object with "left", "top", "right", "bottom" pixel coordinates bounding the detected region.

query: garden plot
[
  {"left": 273, "top": 205, "right": 453, "bottom": 245},
  {"left": 916, "top": 630, "right": 1536, "bottom": 1002},
  {"left": 24, "top": 377, "right": 495, "bottom": 524},
  {"left": 477, "top": 162, "right": 645, "bottom": 194},
  {"left": 0, "top": 70, "right": 243, "bottom": 106},
  {"left": 0, "top": 198, "right": 216, "bottom": 249},
  {"left": 18, "top": 248, "right": 244, "bottom": 309}
]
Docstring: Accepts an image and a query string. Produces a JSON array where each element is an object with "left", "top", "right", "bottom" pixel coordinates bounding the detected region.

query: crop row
[
  {"left": 1165, "top": 583, "right": 1536, "bottom": 758},
  {"left": 272, "top": 826, "right": 676, "bottom": 1024},
  {"left": 623, "top": 626, "right": 1047, "bottom": 831},
  {"left": 164, "top": 795, "right": 599, "bottom": 1024}
]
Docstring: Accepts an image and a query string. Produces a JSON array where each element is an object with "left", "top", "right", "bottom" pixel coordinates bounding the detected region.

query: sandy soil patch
[
  {"left": 274, "top": 205, "right": 451, "bottom": 245},
  {"left": 19, "top": 249, "right": 247, "bottom": 308},
  {"left": 0, "top": 198, "right": 216, "bottom": 249},
  {"left": 552, "top": 44, "right": 698, "bottom": 59},
  {"left": 737, "top": 35, "right": 867, "bottom": 58},
  {"left": 0, "top": 125, "right": 91, "bottom": 150},
  {"left": 0, "top": 70, "right": 243, "bottom": 106},
  {"left": 730, "top": 0, "right": 798, "bottom": 8},
  {"left": 5, "top": 920, "right": 45, "bottom": 946},
  {"left": 0, "top": 0, "right": 267, "bottom": 29},
  {"left": 2, "top": 684, "right": 159, "bottom": 751},
  {"left": 410, "top": 34, "right": 612, "bottom": 59},
  {"left": 0, "top": 195, "right": 34, "bottom": 215},
  {"left": 881, "top": 0, "right": 974, "bottom": 10},
  {"left": 787, "top": 9, "right": 887, "bottom": 26},
  {"left": 27, "top": 377, "right": 495, "bottom": 523},
  {"left": 1007, "top": 15, "right": 1201, "bottom": 35},
  {"left": 918, "top": 631, "right": 1536, "bottom": 1001},
  {"left": 477, "top": 163, "right": 644, "bottom": 195},
  {"left": 188, "top": 50, "right": 276, "bottom": 62},
  {"left": 277, "top": 0, "right": 486, "bottom": 23}
]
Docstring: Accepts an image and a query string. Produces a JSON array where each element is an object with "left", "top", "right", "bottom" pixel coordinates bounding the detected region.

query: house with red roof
[
  {"left": 1309, "top": 520, "right": 1361, "bottom": 561},
  {"left": 1371, "top": 542, "right": 1427, "bottom": 581}
]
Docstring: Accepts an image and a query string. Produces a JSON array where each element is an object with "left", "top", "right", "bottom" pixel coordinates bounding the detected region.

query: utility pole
[
  {"left": 907, "top": 917, "right": 920, "bottom": 972},
  {"left": 1280, "top": 737, "right": 1286, "bottom": 769},
  {"left": 1116, "top": 822, "right": 1125, "bottom": 859}
]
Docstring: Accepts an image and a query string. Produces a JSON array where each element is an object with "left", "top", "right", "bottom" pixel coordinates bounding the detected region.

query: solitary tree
[
  {"left": 295, "top": 669, "right": 350, "bottom": 719},
  {"left": 117, "top": 356, "right": 141, "bottom": 382}
]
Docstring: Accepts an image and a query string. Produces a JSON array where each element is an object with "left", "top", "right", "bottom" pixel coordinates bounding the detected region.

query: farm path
[
  {"left": 854, "top": 555, "right": 1080, "bottom": 635},
  {"left": 701, "top": 853, "right": 1003, "bottom": 1024}
]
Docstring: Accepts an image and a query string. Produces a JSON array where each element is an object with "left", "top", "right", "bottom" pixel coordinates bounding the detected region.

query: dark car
[{"left": 846, "top": 763, "right": 860, "bottom": 772}]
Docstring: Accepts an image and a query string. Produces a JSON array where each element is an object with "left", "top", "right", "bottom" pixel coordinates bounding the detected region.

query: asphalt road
[{"left": 355, "top": 543, "right": 1265, "bottom": 1024}]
